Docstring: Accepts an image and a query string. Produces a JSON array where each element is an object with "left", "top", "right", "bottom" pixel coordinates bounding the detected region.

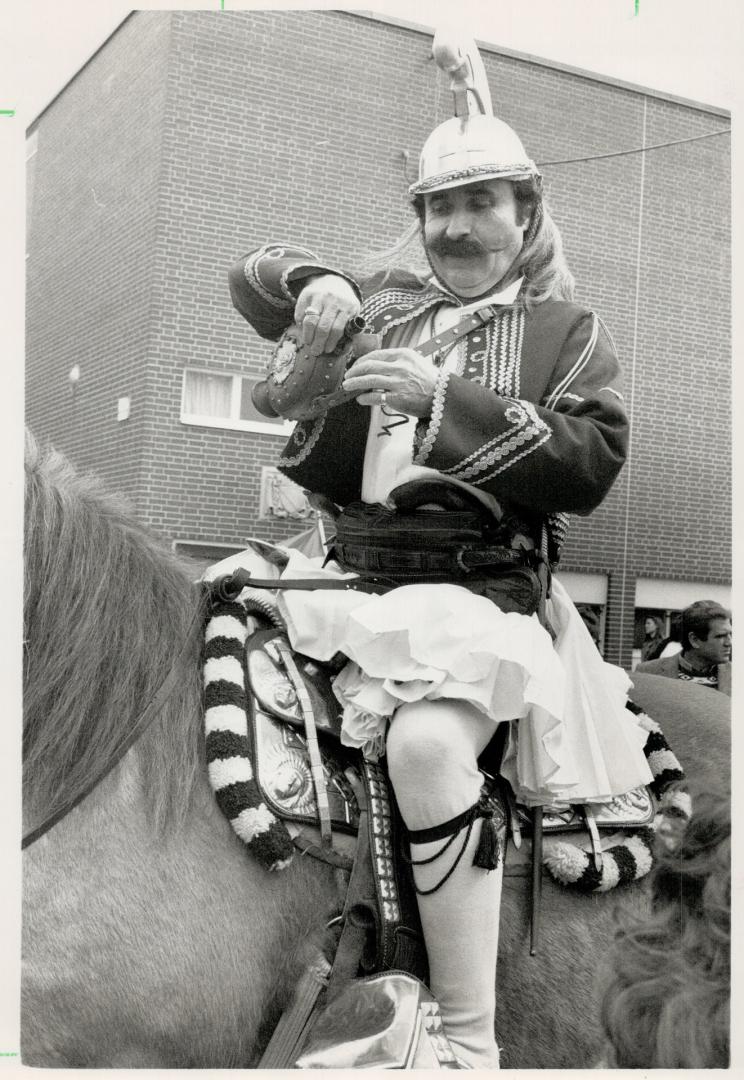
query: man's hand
[
  {"left": 295, "top": 275, "right": 361, "bottom": 355},
  {"left": 342, "top": 348, "right": 436, "bottom": 418}
]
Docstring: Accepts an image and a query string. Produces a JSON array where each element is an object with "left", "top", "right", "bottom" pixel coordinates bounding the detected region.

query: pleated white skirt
[{"left": 205, "top": 544, "right": 652, "bottom": 807}]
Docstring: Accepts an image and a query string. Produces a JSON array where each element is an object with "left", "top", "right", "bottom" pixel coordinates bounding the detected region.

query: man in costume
[
  {"left": 636, "top": 600, "right": 732, "bottom": 695},
  {"left": 228, "top": 33, "right": 653, "bottom": 1068}
]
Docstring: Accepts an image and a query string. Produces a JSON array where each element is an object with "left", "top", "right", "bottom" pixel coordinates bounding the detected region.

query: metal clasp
[{"left": 455, "top": 547, "right": 473, "bottom": 574}]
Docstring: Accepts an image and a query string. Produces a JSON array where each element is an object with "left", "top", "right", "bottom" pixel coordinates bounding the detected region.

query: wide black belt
[
  {"left": 323, "top": 496, "right": 546, "bottom": 613},
  {"left": 334, "top": 540, "right": 524, "bottom": 578}
]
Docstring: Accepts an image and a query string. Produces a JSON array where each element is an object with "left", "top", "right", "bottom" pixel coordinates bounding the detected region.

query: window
[{"left": 180, "top": 369, "right": 294, "bottom": 435}]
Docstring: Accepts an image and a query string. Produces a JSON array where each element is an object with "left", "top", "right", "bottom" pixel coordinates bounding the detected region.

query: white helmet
[{"left": 409, "top": 31, "right": 540, "bottom": 197}]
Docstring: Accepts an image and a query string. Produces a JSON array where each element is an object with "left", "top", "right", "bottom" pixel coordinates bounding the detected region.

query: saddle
[
  {"left": 203, "top": 575, "right": 683, "bottom": 1068},
  {"left": 244, "top": 626, "right": 427, "bottom": 979}
]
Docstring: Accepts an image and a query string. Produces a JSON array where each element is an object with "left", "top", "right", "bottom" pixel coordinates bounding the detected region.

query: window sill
[{"left": 180, "top": 415, "right": 295, "bottom": 436}]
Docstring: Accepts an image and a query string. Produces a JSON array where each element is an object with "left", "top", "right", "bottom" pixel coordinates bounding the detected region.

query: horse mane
[
  {"left": 23, "top": 431, "right": 204, "bottom": 835},
  {"left": 600, "top": 784, "right": 730, "bottom": 1068}
]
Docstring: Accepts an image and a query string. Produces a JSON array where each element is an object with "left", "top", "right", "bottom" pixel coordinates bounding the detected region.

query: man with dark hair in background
[{"left": 636, "top": 600, "right": 731, "bottom": 695}]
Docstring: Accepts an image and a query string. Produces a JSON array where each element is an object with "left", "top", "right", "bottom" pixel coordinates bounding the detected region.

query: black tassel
[{"left": 473, "top": 809, "right": 501, "bottom": 871}]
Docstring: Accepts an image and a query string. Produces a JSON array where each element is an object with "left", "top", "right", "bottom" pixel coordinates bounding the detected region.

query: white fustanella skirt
[{"left": 207, "top": 545, "right": 652, "bottom": 807}]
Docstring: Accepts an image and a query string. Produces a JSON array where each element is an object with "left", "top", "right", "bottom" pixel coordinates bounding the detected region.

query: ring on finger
[
  {"left": 304, "top": 308, "right": 320, "bottom": 317},
  {"left": 379, "top": 390, "right": 388, "bottom": 409}
]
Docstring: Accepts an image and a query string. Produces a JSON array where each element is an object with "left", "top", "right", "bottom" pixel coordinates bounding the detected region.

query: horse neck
[
  {"left": 23, "top": 479, "right": 205, "bottom": 836},
  {"left": 22, "top": 678, "right": 341, "bottom": 1069}
]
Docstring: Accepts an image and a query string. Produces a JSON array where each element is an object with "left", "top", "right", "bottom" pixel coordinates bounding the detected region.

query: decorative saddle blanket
[{"left": 202, "top": 577, "right": 684, "bottom": 894}]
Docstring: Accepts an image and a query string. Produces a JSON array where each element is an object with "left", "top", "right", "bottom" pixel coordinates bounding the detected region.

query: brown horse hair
[
  {"left": 23, "top": 431, "right": 205, "bottom": 836},
  {"left": 599, "top": 784, "right": 730, "bottom": 1068}
]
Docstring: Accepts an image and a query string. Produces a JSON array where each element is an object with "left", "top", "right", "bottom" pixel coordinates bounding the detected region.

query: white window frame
[
  {"left": 180, "top": 367, "right": 295, "bottom": 436},
  {"left": 554, "top": 571, "right": 608, "bottom": 606},
  {"left": 634, "top": 577, "right": 731, "bottom": 611}
]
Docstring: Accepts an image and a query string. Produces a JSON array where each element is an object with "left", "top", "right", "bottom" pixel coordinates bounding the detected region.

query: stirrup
[{"left": 295, "top": 970, "right": 465, "bottom": 1069}]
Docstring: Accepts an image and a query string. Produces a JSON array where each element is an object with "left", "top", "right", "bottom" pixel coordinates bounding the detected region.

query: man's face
[
  {"left": 690, "top": 618, "right": 732, "bottom": 666},
  {"left": 422, "top": 179, "right": 528, "bottom": 299}
]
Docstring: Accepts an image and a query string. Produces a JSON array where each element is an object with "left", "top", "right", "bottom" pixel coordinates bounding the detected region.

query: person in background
[
  {"left": 640, "top": 615, "right": 665, "bottom": 662},
  {"left": 635, "top": 600, "right": 731, "bottom": 695},
  {"left": 655, "top": 612, "right": 683, "bottom": 659}
]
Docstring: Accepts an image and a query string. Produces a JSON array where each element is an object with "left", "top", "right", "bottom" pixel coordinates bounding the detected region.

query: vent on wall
[{"left": 259, "top": 466, "right": 312, "bottom": 519}]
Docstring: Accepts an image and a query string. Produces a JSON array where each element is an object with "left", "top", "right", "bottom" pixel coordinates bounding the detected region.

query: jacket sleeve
[
  {"left": 228, "top": 243, "right": 362, "bottom": 340},
  {"left": 413, "top": 311, "right": 628, "bottom": 515}
]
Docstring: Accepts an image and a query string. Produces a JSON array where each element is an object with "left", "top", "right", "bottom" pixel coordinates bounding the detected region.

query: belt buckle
[{"left": 455, "top": 547, "right": 473, "bottom": 575}]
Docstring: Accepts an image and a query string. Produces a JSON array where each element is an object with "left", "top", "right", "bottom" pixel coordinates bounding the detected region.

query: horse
[
  {"left": 21, "top": 432, "right": 731, "bottom": 1068},
  {"left": 599, "top": 785, "right": 730, "bottom": 1067}
]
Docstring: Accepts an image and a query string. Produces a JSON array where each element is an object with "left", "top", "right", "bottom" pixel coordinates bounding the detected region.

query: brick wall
[
  {"left": 26, "top": 11, "right": 730, "bottom": 664},
  {"left": 25, "top": 13, "right": 172, "bottom": 498}
]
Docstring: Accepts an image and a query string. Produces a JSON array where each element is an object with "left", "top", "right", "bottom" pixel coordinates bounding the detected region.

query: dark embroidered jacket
[{"left": 228, "top": 244, "right": 629, "bottom": 558}]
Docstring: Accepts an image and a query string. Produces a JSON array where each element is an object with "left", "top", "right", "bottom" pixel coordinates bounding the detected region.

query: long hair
[
  {"left": 508, "top": 178, "right": 575, "bottom": 307},
  {"left": 356, "top": 218, "right": 428, "bottom": 279},
  {"left": 357, "top": 179, "right": 575, "bottom": 309},
  {"left": 23, "top": 431, "right": 204, "bottom": 835},
  {"left": 600, "top": 786, "right": 730, "bottom": 1068}
]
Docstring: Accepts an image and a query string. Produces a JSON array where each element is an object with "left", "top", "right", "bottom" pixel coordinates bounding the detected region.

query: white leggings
[
  {"left": 386, "top": 698, "right": 503, "bottom": 1069},
  {"left": 386, "top": 697, "right": 496, "bottom": 829}
]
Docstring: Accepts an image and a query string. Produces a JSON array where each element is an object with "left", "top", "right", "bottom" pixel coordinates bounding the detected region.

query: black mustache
[{"left": 427, "top": 237, "right": 489, "bottom": 258}]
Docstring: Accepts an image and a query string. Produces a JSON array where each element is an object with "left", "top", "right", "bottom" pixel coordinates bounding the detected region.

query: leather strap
[
  {"left": 312, "top": 304, "right": 498, "bottom": 411},
  {"left": 326, "top": 805, "right": 376, "bottom": 999},
  {"left": 326, "top": 759, "right": 426, "bottom": 999},
  {"left": 292, "top": 833, "right": 354, "bottom": 871},
  {"left": 416, "top": 304, "right": 499, "bottom": 359},
  {"left": 583, "top": 805, "right": 604, "bottom": 872},
  {"left": 529, "top": 806, "right": 543, "bottom": 957},
  {"left": 335, "top": 542, "right": 523, "bottom": 577},
  {"left": 258, "top": 953, "right": 332, "bottom": 1067},
  {"left": 273, "top": 639, "right": 333, "bottom": 847},
  {"left": 364, "top": 760, "right": 426, "bottom": 977},
  {"left": 208, "top": 568, "right": 364, "bottom": 602}
]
